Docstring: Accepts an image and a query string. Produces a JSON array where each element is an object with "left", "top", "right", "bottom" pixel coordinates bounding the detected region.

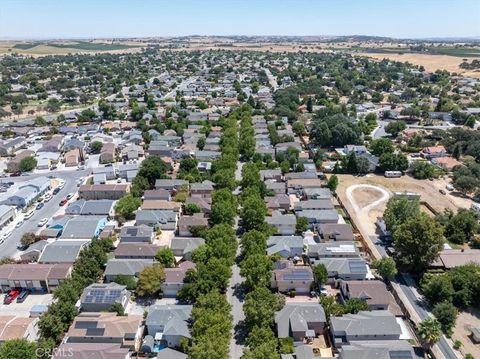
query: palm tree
[{"left": 418, "top": 318, "right": 442, "bottom": 350}]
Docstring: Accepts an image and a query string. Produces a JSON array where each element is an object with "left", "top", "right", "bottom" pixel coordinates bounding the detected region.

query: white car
[
  {"left": 44, "top": 194, "right": 53, "bottom": 202},
  {"left": 37, "top": 218, "right": 48, "bottom": 227},
  {"left": 0, "top": 229, "right": 13, "bottom": 242},
  {"left": 24, "top": 210, "right": 34, "bottom": 220},
  {"left": 58, "top": 182, "right": 65, "bottom": 190},
  {"left": 15, "top": 220, "right": 24, "bottom": 228},
  {"left": 66, "top": 193, "right": 75, "bottom": 200}
]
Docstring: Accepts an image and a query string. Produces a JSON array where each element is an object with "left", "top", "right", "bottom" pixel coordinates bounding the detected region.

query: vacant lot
[
  {"left": 360, "top": 52, "right": 480, "bottom": 78},
  {"left": 451, "top": 309, "right": 480, "bottom": 359}
]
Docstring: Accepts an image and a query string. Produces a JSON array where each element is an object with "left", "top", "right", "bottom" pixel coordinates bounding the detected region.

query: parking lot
[{"left": 0, "top": 292, "right": 53, "bottom": 317}]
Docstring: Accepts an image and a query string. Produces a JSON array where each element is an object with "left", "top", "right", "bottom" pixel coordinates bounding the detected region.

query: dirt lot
[
  {"left": 360, "top": 52, "right": 480, "bottom": 78},
  {"left": 334, "top": 174, "right": 471, "bottom": 253},
  {"left": 451, "top": 308, "right": 480, "bottom": 358}
]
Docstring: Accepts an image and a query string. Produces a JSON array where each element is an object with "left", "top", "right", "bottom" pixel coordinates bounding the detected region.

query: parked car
[
  {"left": 36, "top": 202, "right": 44, "bottom": 210},
  {"left": 10, "top": 172, "right": 21, "bottom": 177},
  {"left": 15, "top": 220, "right": 24, "bottom": 228},
  {"left": 16, "top": 290, "right": 29, "bottom": 303},
  {"left": 37, "top": 218, "right": 48, "bottom": 227},
  {"left": 24, "top": 210, "right": 34, "bottom": 219},
  {"left": 59, "top": 198, "right": 68, "bottom": 206},
  {"left": 53, "top": 187, "right": 61, "bottom": 195},
  {"left": 439, "top": 189, "right": 447, "bottom": 195},
  {"left": 58, "top": 182, "right": 65, "bottom": 190},
  {"left": 44, "top": 194, "right": 53, "bottom": 202},
  {"left": 0, "top": 229, "right": 13, "bottom": 242},
  {"left": 66, "top": 193, "right": 75, "bottom": 200},
  {"left": 3, "top": 289, "right": 20, "bottom": 304}
]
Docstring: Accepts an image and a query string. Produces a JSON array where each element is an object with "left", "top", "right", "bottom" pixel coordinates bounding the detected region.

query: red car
[
  {"left": 3, "top": 289, "right": 20, "bottom": 304},
  {"left": 59, "top": 198, "right": 68, "bottom": 206}
]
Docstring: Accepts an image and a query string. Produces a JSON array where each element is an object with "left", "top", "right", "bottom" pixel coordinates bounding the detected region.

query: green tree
[
  {"left": 344, "top": 298, "right": 369, "bottom": 314},
  {"left": 371, "top": 257, "right": 397, "bottom": 281},
  {"left": 383, "top": 197, "right": 421, "bottom": 232},
  {"left": 112, "top": 274, "right": 137, "bottom": 290},
  {"left": 418, "top": 318, "right": 442, "bottom": 349},
  {"left": 393, "top": 213, "right": 444, "bottom": 272},
  {"left": 137, "top": 156, "right": 170, "bottom": 187},
  {"left": 20, "top": 232, "right": 41, "bottom": 247},
  {"left": 184, "top": 203, "right": 202, "bottom": 215},
  {"left": 432, "top": 301, "right": 457, "bottom": 334},
  {"left": 136, "top": 264, "right": 165, "bottom": 297},
  {"left": 245, "top": 326, "right": 278, "bottom": 352},
  {"left": 90, "top": 141, "right": 103, "bottom": 154},
  {"left": 155, "top": 248, "right": 175, "bottom": 268},
  {"left": 244, "top": 287, "right": 284, "bottom": 330},
  {"left": 319, "top": 295, "right": 345, "bottom": 319},
  {"left": 385, "top": 120, "right": 406, "bottom": 137},
  {"left": 115, "top": 194, "right": 141, "bottom": 220},
  {"left": 369, "top": 138, "right": 394, "bottom": 156},
  {"left": 241, "top": 195, "right": 267, "bottom": 232},
  {"left": 296, "top": 217, "right": 309, "bottom": 234},
  {"left": 197, "top": 137, "right": 206, "bottom": 150},
  {"left": 411, "top": 161, "right": 438, "bottom": 179},
  {"left": 19, "top": 156, "right": 37, "bottom": 172},
  {"left": 378, "top": 153, "right": 409, "bottom": 172},
  {"left": 240, "top": 254, "right": 273, "bottom": 291},
  {"left": 313, "top": 263, "right": 328, "bottom": 287},
  {"left": 444, "top": 210, "right": 479, "bottom": 245},
  {"left": 0, "top": 338, "right": 37, "bottom": 359},
  {"left": 109, "top": 302, "right": 126, "bottom": 316},
  {"left": 327, "top": 175, "right": 338, "bottom": 191}
]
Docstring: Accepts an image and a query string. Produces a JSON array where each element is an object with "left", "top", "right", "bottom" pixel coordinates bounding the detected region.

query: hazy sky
[{"left": 1, "top": 0, "right": 479, "bottom": 39}]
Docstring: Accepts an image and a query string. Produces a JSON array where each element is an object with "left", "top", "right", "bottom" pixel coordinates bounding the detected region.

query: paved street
[
  {"left": 263, "top": 68, "right": 278, "bottom": 91},
  {"left": 228, "top": 160, "right": 246, "bottom": 358},
  {"left": 0, "top": 168, "right": 89, "bottom": 258}
]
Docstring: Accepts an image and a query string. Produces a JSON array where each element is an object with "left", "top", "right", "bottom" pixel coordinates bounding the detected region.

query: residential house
[
  {"left": 421, "top": 145, "right": 447, "bottom": 159},
  {"left": 294, "top": 199, "right": 334, "bottom": 212},
  {"left": 60, "top": 216, "right": 107, "bottom": 239},
  {"left": 265, "top": 181, "right": 286, "bottom": 195},
  {"left": 155, "top": 179, "right": 189, "bottom": 192},
  {"left": 157, "top": 348, "right": 188, "bottom": 359},
  {"left": 314, "top": 258, "right": 369, "bottom": 283},
  {"left": 177, "top": 214, "right": 208, "bottom": 237},
  {"left": 307, "top": 242, "right": 359, "bottom": 259},
  {"left": 119, "top": 225, "right": 155, "bottom": 244},
  {"left": 266, "top": 212, "right": 296, "bottom": 236},
  {"left": 302, "top": 188, "right": 332, "bottom": 200},
  {"left": 53, "top": 343, "right": 130, "bottom": 359},
  {"left": 65, "top": 312, "right": 143, "bottom": 350},
  {"left": 0, "top": 263, "right": 72, "bottom": 293},
  {"left": 104, "top": 259, "right": 156, "bottom": 283},
  {"left": 146, "top": 305, "right": 192, "bottom": 348},
  {"left": 431, "top": 156, "right": 461, "bottom": 171},
  {"left": 275, "top": 303, "right": 326, "bottom": 342},
  {"left": 271, "top": 260, "right": 314, "bottom": 294},
  {"left": 190, "top": 180, "right": 214, "bottom": 198},
  {"left": 38, "top": 240, "right": 89, "bottom": 264},
  {"left": 141, "top": 200, "right": 182, "bottom": 212},
  {"left": 339, "top": 340, "right": 416, "bottom": 359},
  {"left": 135, "top": 210, "right": 178, "bottom": 230},
  {"left": 92, "top": 166, "right": 117, "bottom": 180},
  {"left": 19, "top": 240, "right": 48, "bottom": 262},
  {"left": 6, "top": 150, "right": 35, "bottom": 172},
  {"left": 339, "top": 280, "right": 391, "bottom": 310},
  {"left": 39, "top": 135, "right": 63, "bottom": 152},
  {"left": 65, "top": 149, "right": 81, "bottom": 167},
  {"left": 99, "top": 142, "right": 116, "bottom": 164},
  {"left": 2, "top": 176, "right": 50, "bottom": 208},
  {"left": 318, "top": 224, "right": 355, "bottom": 242},
  {"left": 79, "top": 184, "right": 130, "bottom": 200},
  {"left": 143, "top": 189, "right": 171, "bottom": 201},
  {"left": 118, "top": 163, "right": 139, "bottom": 180},
  {"left": 80, "top": 283, "right": 129, "bottom": 312},
  {"left": 265, "top": 195, "right": 291, "bottom": 212},
  {"left": 114, "top": 243, "right": 160, "bottom": 260},
  {"left": 170, "top": 237, "right": 205, "bottom": 260},
  {"left": 287, "top": 178, "right": 324, "bottom": 195},
  {"left": 162, "top": 261, "right": 196, "bottom": 297},
  {"left": 185, "top": 196, "right": 212, "bottom": 214},
  {"left": 0, "top": 136, "right": 26, "bottom": 156},
  {"left": 0, "top": 316, "right": 38, "bottom": 343},
  {"left": 296, "top": 209, "right": 339, "bottom": 225},
  {"left": 266, "top": 236, "right": 304, "bottom": 258},
  {"left": 330, "top": 311, "right": 402, "bottom": 347},
  {"left": 259, "top": 169, "right": 282, "bottom": 181},
  {"left": 65, "top": 199, "right": 115, "bottom": 217}
]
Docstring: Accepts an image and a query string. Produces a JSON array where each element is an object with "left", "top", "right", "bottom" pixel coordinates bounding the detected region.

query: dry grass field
[{"left": 359, "top": 52, "right": 480, "bottom": 78}]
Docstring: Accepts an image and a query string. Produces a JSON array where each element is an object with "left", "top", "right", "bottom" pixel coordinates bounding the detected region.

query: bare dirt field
[
  {"left": 360, "top": 52, "right": 480, "bottom": 78},
  {"left": 451, "top": 308, "right": 480, "bottom": 358}
]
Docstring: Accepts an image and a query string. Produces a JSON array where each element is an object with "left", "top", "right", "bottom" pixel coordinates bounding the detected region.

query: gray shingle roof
[
  {"left": 38, "top": 240, "right": 88, "bottom": 263},
  {"left": 104, "top": 259, "right": 155, "bottom": 277},
  {"left": 330, "top": 311, "right": 402, "bottom": 338},
  {"left": 275, "top": 303, "right": 326, "bottom": 338},
  {"left": 146, "top": 305, "right": 192, "bottom": 338}
]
